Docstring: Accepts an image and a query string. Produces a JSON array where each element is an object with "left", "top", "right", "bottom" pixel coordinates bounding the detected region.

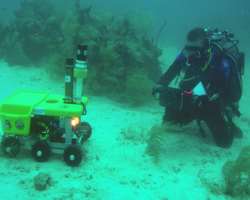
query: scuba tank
[
  {"left": 205, "top": 28, "right": 245, "bottom": 75},
  {"left": 204, "top": 28, "right": 245, "bottom": 103}
]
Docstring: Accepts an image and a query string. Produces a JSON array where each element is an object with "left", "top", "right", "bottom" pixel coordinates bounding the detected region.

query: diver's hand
[
  {"left": 152, "top": 84, "right": 163, "bottom": 98},
  {"left": 209, "top": 93, "right": 220, "bottom": 102}
]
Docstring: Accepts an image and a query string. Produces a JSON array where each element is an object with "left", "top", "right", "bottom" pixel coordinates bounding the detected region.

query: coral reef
[
  {"left": 0, "top": 0, "right": 162, "bottom": 105},
  {"left": 222, "top": 146, "right": 250, "bottom": 198}
]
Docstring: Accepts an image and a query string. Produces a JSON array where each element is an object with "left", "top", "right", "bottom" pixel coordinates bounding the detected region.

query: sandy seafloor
[{"left": 0, "top": 48, "right": 249, "bottom": 200}]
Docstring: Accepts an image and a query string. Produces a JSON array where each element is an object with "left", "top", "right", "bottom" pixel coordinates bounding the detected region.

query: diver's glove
[
  {"left": 152, "top": 84, "right": 164, "bottom": 98},
  {"left": 208, "top": 93, "right": 220, "bottom": 102}
]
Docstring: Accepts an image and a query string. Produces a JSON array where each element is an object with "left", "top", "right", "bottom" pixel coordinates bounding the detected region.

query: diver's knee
[{"left": 214, "top": 133, "right": 234, "bottom": 148}]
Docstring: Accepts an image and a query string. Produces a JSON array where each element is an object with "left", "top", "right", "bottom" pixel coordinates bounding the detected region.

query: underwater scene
[{"left": 0, "top": 0, "right": 249, "bottom": 199}]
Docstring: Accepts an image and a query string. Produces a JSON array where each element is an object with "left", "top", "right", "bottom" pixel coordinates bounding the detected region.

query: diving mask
[{"left": 184, "top": 45, "right": 208, "bottom": 65}]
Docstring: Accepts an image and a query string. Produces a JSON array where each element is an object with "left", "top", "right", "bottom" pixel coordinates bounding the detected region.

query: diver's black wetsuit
[{"left": 158, "top": 47, "right": 236, "bottom": 148}]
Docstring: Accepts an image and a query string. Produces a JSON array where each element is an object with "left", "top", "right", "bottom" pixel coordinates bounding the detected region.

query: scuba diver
[{"left": 153, "top": 27, "right": 245, "bottom": 148}]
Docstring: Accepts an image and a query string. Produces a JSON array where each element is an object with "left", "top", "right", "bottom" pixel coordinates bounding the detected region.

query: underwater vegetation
[
  {"left": 145, "top": 124, "right": 169, "bottom": 163},
  {"left": 0, "top": 0, "right": 162, "bottom": 105},
  {"left": 223, "top": 146, "right": 250, "bottom": 198},
  {"left": 0, "top": 0, "right": 61, "bottom": 65}
]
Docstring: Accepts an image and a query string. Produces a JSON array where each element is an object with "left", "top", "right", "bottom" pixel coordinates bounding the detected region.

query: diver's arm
[
  {"left": 207, "top": 57, "right": 232, "bottom": 103},
  {"left": 158, "top": 53, "right": 185, "bottom": 86}
]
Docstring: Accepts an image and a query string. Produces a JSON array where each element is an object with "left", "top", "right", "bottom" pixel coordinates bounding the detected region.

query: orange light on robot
[{"left": 71, "top": 117, "right": 80, "bottom": 127}]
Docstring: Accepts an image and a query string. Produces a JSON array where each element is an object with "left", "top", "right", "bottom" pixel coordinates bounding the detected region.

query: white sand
[{"left": 0, "top": 58, "right": 249, "bottom": 200}]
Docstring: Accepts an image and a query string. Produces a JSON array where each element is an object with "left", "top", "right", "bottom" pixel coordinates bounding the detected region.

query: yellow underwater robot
[{"left": 0, "top": 45, "right": 92, "bottom": 166}]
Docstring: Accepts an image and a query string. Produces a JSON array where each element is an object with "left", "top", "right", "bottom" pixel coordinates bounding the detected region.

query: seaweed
[
  {"left": 14, "top": 0, "right": 63, "bottom": 62},
  {"left": 0, "top": 24, "right": 30, "bottom": 65},
  {"left": 122, "top": 69, "right": 154, "bottom": 106},
  {"left": 145, "top": 124, "right": 168, "bottom": 163}
]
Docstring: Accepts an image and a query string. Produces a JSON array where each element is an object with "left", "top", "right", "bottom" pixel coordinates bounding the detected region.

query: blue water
[{"left": 1, "top": 0, "right": 250, "bottom": 48}]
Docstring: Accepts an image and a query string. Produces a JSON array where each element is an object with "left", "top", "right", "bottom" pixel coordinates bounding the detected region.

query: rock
[{"left": 34, "top": 173, "right": 52, "bottom": 191}]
